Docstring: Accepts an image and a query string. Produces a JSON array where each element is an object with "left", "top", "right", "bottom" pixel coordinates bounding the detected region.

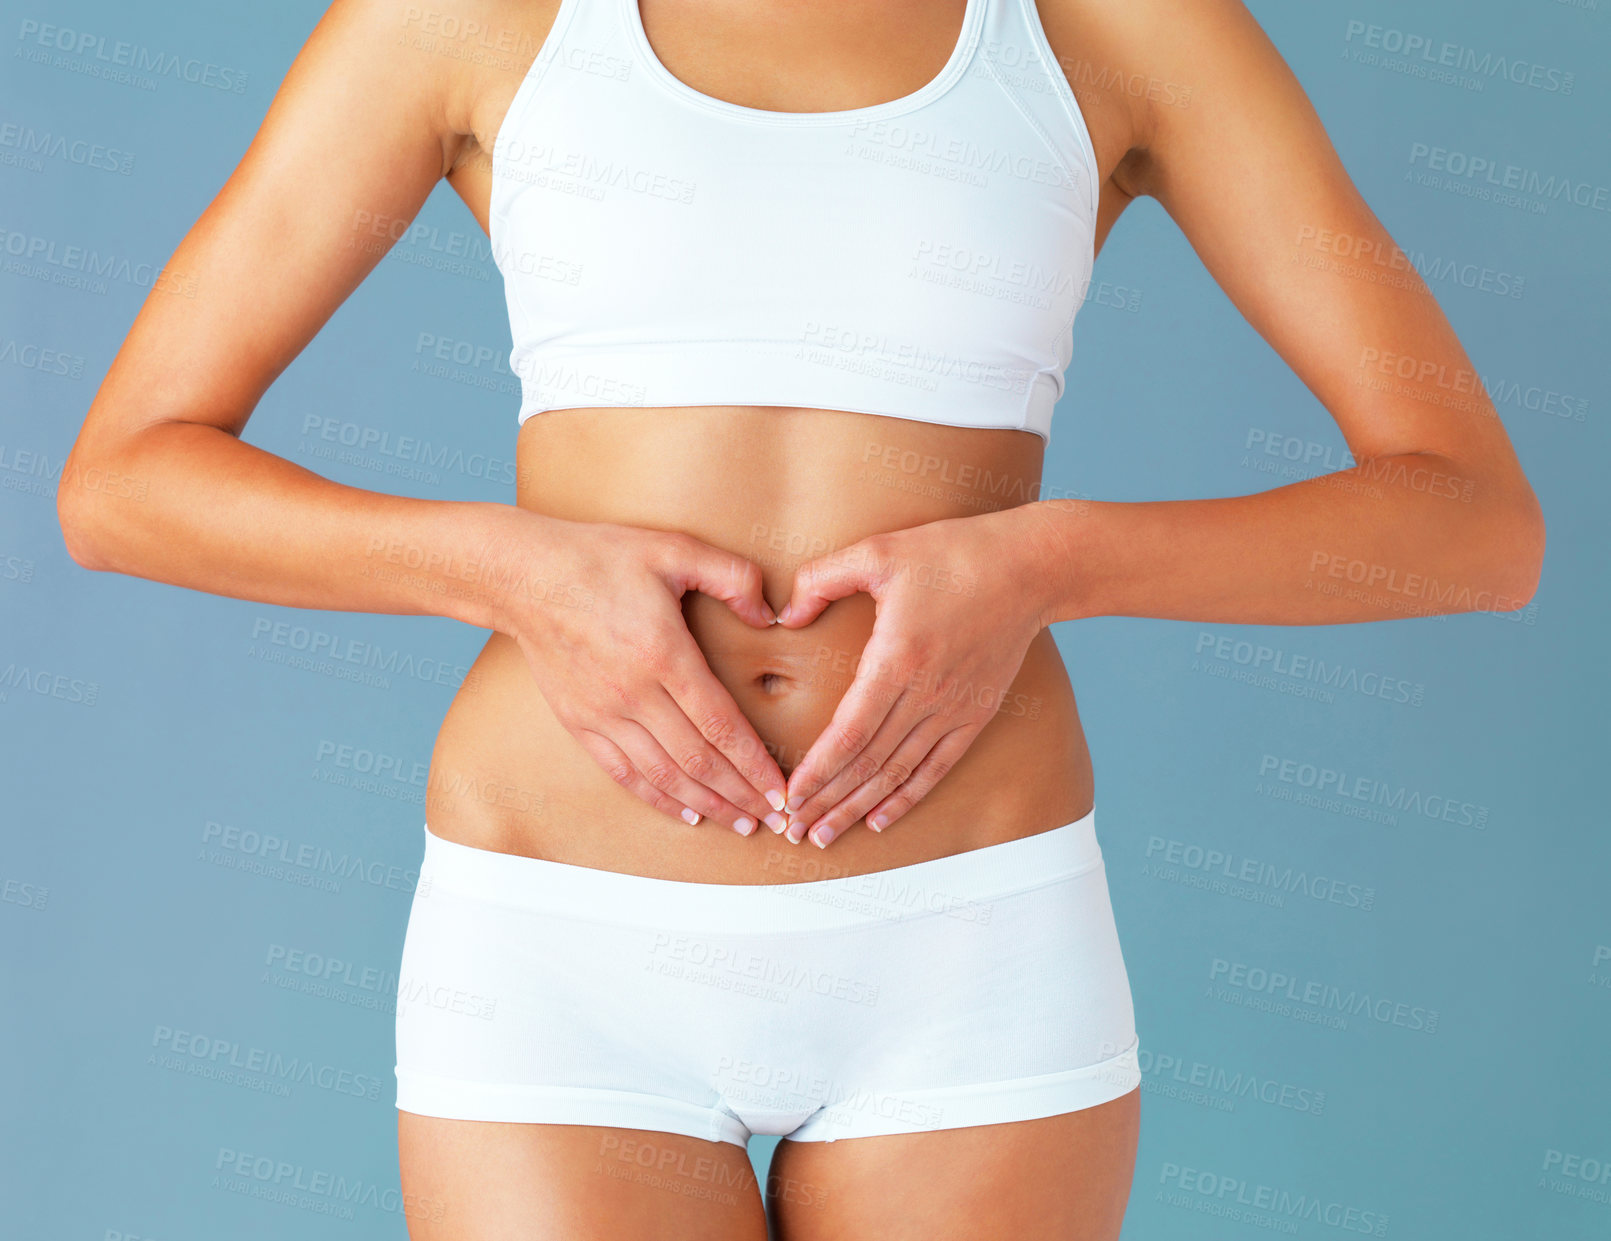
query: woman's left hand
[{"left": 774, "top": 504, "right": 1067, "bottom": 847}]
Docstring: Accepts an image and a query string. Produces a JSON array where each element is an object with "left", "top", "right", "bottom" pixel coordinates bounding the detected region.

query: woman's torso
[{"left": 423, "top": 0, "right": 1141, "bottom": 881}]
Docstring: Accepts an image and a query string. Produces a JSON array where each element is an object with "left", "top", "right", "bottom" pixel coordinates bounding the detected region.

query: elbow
[
  {"left": 57, "top": 487, "right": 103, "bottom": 572},
  {"left": 56, "top": 451, "right": 116, "bottom": 573},
  {"left": 59, "top": 510, "right": 113, "bottom": 574},
  {"left": 1487, "top": 487, "right": 1545, "bottom": 611},
  {"left": 59, "top": 416, "right": 208, "bottom": 575}
]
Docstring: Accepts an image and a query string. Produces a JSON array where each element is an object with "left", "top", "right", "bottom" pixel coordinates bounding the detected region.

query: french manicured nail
[
  {"left": 681, "top": 808, "right": 700, "bottom": 825},
  {"left": 785, "top": 794, "right": 805, "bottom": 814},
  {"left": 764, "top": 812, "right": 787, "bottom": 833},
  {"left": 810, "top": 823, "right": 836, "bottom": 849},
  {"left": 765, "top": 788, "right": 787, "bottom": 812},
  {"left": 868, "top": 814, "right": 888, "bottom": 833},
  {"left": 785, "top": 820, "right": 808, "bottom": 845},
  {"left": 778, "top": 604, "right": 792, "bottom": 623},
  {"left": 734, "top": 817, "right": 757, "bottom": 836}
]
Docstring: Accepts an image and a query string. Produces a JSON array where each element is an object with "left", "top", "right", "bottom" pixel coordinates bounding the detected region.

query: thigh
[
  {"left": 765, "top": 1089, "right": 1141, "bottom": 1241},
  {"left": 398, "top": 1112, "right": 769, "bottom": 1241}
]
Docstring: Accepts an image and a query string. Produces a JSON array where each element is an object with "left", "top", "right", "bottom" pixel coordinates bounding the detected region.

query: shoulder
[
  {"left": 363, "top": 0, "right": 571, "bottom": 176},
  {"left": 306, "top": 0, "right": 566, "bottom": 161},
  {"left": 1034, "top": 0, "right": 1290, "bottom": 198}
]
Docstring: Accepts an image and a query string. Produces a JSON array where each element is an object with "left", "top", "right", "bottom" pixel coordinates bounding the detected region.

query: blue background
[{"left": 3, "top": 1, "right": 1606, "bottom": 1237}]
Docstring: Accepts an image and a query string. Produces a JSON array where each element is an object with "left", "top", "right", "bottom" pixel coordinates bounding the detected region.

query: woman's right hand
[{"left": 492, "top": 511, "right": 789, "bottom": 836}]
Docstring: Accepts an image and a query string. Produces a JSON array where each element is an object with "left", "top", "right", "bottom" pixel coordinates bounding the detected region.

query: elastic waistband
[{"left": 417, "top": 809, "right": 1102, "bottom": 935}]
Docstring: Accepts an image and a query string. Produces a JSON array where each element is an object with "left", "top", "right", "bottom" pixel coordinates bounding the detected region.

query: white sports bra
[{"left": 488, "top": 0, "right": 1100, "bottom": 444}]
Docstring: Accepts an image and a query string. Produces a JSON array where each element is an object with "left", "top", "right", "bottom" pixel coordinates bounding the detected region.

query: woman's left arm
[{"left": 776, "top": 0, "right": 1545, "bottom": 845}]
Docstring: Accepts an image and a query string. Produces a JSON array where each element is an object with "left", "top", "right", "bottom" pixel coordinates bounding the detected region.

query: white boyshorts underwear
[{"left": 394, "top": 808, "right": 1141, "bottom": 1147}]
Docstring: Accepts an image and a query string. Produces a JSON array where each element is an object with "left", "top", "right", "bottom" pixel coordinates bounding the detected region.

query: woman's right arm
[{"left": 55, "top": 0, "right": 788, "bottom": 833}]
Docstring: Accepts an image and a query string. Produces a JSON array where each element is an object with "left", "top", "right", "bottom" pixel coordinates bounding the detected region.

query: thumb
[
  {"left": 778, "top": 542, "right": 883, "bottom": 628},
  {"left": 665, "top": 538, "right": 776, "bottom": 628}
]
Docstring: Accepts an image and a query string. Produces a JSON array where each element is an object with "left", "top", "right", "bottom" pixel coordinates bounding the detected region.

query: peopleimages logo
[
  {"left": 202, "top": 820, "right": 421, "bottom": 892},
  {"left": 1540, "top": 1147, "right": 1611, "bottom": 1202},
  {"left": 0, "top": 123, "right": 135, "bottom": 173},
  {"left": 15, "top": 19, "right": 251, "bottom": 93},
  {"left": 1209, "top": 957, "right": 1440, "bottom": 1034},
  {"left": 1407, "top": 143, "right": 1610, "bottom": 213},
  {"left": 712, "top": 1055, "right": 946, "bottom": 1128},
  {"left": 1344, "top": 20, "right": 1575, "bottom": 93},
  {"left": 1195, "top": 630, "right": 1427, "bottom": 706},
  {"left": 1155, "top": 1160, "right": 1389, "bottom": 1235},
  {"left": 845, "top": 121, "right": 1079, "bottom": 190},
  {"left": 300, "top": 412, "right": 517, "bottom": 485},
  {"left": 212, "top": 1146, "right": 443, "bottom": 1221},
  {"left": 1257, "top": 753, "right": 1489, "bottom": 829},
  {"left": 150, "top": 1025, "right": 383, "bottom": 1100},
  {"left": 246, "top": 617, "right": 471, "bottom": 688},
  {"left": 1137, "top": 1046, "right": 1326, "bottom": 1116},
  {"left": 646, "top": 933, "right": 881, "bottom": 1007},
  {"left": 1143, "top": 835, "right": 1376, "bottom": 912}
]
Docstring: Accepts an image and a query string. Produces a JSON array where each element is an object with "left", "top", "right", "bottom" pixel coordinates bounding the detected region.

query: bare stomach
[{"left": 423, "top": 404, "right": 1095, "bottom": 882}]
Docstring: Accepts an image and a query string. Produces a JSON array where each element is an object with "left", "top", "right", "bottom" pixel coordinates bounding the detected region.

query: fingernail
[
  {"left": 778, "top": 604, "right": 792, "bottom": 623},
  {"left": 785, "top": 794, "right": 805, "bottom": 814},
  {"left": 868, "top": 814, "right": 888, "bottom": 832},
  {"left": 810, "top": 823, "right": 835, "bottom": 849},
  {"left": 734, "top": 816, "right": 758, "bottom": 836},
  {"left": 681, "top": 808, "right": 700, "bottom": 825},
  {"left": 785, "top": 821, "right": 807, "bottom": 845},
  {"left": 764, "top": 812, "right": 786, "bottom": 833},
  {"left": 765, "top": 788, "right": 786, "bottom": 812}
]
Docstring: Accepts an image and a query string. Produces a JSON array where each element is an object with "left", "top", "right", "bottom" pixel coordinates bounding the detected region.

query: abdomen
[{"left": 424, "top": 404, "right": 1094, "bottom": 881}]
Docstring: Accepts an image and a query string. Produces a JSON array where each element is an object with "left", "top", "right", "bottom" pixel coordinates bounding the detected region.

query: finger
[
  {"left": 661, "top": 536, "right": 776, "bottom": 628},
  {"left": 863, "top": 726, "right": 981, "bottom": 833},
  {"left": 784, "top": 649, "right": 908, "bottom": 816},
  {"left": 785, "top": 685, "right": 913, "bottom": 843},
  {"left": 571, "top": 726, "right": 710, "bottom": 828},
  {"left": 660, "top": 655, "right": 789, "bottom": 821},
  {"left": 611, "top": 719, "right": 761, "bottom": 835},
  {"left": 639, "top": 686, "right": 785, "bottom": 830},
  {"left": 801, "top": 715, "right": 956, "bottom": 849},
  {"left": 778, "top": 543, "right": 883, "bottom": 628},
  {"left": 785, "top": 694, "right": 938, "bottom": 836}
]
